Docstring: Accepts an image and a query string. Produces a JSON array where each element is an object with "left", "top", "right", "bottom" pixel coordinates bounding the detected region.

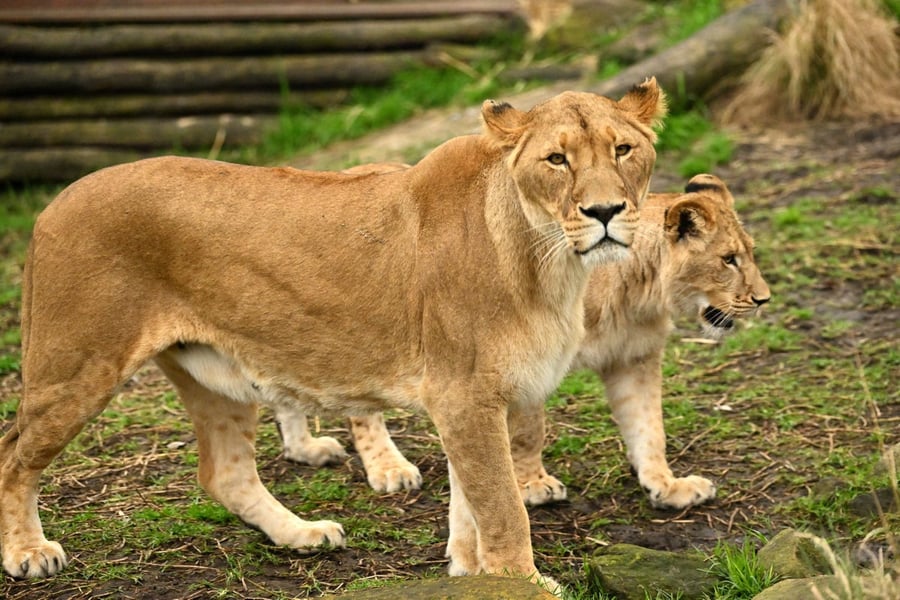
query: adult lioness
[
  {"left": 274, "top": 174, "right": 771, "bottom": 510},
  {"left": 0, "top": 79, "right": 666, "bottom": 586}
]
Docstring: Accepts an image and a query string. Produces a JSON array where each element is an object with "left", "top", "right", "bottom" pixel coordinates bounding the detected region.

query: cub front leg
[
  {"left": 272, "top": 403, "right": 348, "bottom": 467},
  {"left": 602, "top": 354, "right": 716, "bottom": 510},
  {"left": 508, "top": 404, "right": 566, "bottom": 506},
  {"left": 156, "top": 356, "right": 345, "bottom": 551}
]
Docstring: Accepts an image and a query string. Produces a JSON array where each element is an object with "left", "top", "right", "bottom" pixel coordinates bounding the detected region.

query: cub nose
[
  {"left": 752, "top": 295, "right": 770, "bottom": 306},
  {"left": 579, "top": 202, "right": 625, "bottom": 226}
]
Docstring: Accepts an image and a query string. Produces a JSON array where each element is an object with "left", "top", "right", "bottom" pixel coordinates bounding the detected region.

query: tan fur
[
  {"left": 279, "top": 174, "right": 770, "bottom": 511},
  {"left": 0, "top": 80, "right": 666, "bottom": 586}
]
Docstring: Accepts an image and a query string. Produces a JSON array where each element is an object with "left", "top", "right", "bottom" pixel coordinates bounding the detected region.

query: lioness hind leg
[
  {"left": 272, "top": 403, "right": 348, "bottom": 467},
  {"left": 155, "top": 355, "right": 345, "bottom": 551},
  {"left": 349, "top": 414, "right": 422, "bottom": 493},
  {"left": 0, "top": 367, "right": 120, "bottom": 578},
  {"left": 508, "top": 405, "right": 566, "bottom": 507}
]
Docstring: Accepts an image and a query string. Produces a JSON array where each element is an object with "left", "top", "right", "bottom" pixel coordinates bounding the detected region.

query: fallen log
[
  {"left": 0, "top": 90, "right": 349, "bottom": 120},
  {"left": 0, "top": 51, "right": 423, "bottom": 95},
  {"left": 0, "top": 147, "right": 144, "bottom": 183},
  {"left": 0, "top": 1, "right": 520, "bottom": 24},
  {"left": 0, "top": 115, "right": 274, "bottom": 150},
  {"left": 0, "top": 14, "right": 516, "bottom": 58},
  {"left": 586, "top": 0, "right": 797, "bottom": 101}
]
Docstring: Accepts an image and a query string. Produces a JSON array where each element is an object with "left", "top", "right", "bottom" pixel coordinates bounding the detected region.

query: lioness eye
[
  {"left": 615, "top": 144, "right": 632, "bottom": 157},
  {"left": 724, "top": 254, "right": 737, "bottom": 266},
  {"left": 547, "top": 153, "right": 567, "bottom": 166}
]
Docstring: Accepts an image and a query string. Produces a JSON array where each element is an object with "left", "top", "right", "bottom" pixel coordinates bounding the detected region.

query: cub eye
[
  {"left": 723, "top": 254, "right": 738, "bottom": 266},
  {"left": 547, "top": 153, "right": 567, "bottom": 166},
  {"left": 615, "top": 144, "right": 632, "bottom": 157}
]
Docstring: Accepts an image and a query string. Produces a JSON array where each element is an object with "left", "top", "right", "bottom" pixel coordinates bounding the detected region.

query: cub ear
[
  {"left": 664, "top": 198, "right": 716, "bottom": 242},
  {"left": 617, "top": 76, "right": 668, "bottom": 131},
  {"left": 481, "top": 99, "right": 528, "bottom": 148},
  {"left": 684, "top": 174, "right": 734, "bottom": 207}
]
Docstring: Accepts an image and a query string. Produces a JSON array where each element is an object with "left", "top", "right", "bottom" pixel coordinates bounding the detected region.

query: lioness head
[
  {"left": 663, "top": 174, "right": 771, "bottom": 338},
  {"left": 482, "top": 78, "right": 667, "bottom": 267}
]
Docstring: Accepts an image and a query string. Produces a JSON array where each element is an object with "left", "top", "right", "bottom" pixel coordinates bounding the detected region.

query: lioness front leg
[
  {"left": 602, "top": 355, "right": 716, "bottom": 509},
  {"left": 508, "top": 404, "right": 566, "bottom": 506},
  {"left": 272, "top": 403, "right": 348, "bottom": 467},
  {"left": 427, "top": 394, "right": 553, "bottom": 586},
  {"left": 349, "top": 414, "right": 422, "bottom": 493},
  {"left": 156, "top": 356, "right": 345, "bottom": 551}
]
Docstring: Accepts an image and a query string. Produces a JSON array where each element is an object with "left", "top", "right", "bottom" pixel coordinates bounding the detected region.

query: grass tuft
[{"left": 723, "top": 0, "right": 900, "bottom": 123}]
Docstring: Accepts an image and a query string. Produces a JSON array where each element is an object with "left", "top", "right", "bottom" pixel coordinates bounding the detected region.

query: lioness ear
[
  {"left": 617, "top": 76, "right": 668, "bottom": 132},
  {"left": 481, "top": 99, "right": 528, "bottom": 148},
  {"left": 664, "top": 199, "right": 716, "bottom": 242},
  {"left": 684, "top": 174, "right": 734, "bottom": 207}
]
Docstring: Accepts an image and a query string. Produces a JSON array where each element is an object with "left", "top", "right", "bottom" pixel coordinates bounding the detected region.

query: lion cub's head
[
  {"left": 661, "top": 174, "right": 771, "bottom": 338},
  {"left": 481, "top": 78, "right": 666, "bottom": 268}
]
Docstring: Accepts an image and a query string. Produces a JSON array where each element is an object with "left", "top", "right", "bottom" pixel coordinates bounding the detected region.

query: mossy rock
[
  {"left": 586, "top": 543, "right": 717, "bottom": 600},
  {"left": 323, "top": 575, "right": 557, "bottom": 599},
  {"left": 757, "top": 529, "right": 833, "bottom": 579}
]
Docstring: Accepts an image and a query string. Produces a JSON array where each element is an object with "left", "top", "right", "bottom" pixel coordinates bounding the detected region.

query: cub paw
[
  {"left": 283, "top": 436, "right": 348, "bottom": 467},
  {"left": 367, "top": 461, "right": 422, "bottom": 493},
  {"left": 2, "top": 540, "right": 67, "bottom": 578},
  {"left": 645, "top": 474, "right": 716, "bottom": 510},
  {"left": 520, "top": 474, "right": 567, "bottom": 507},
  {"left": 272, "top": 519, "right": 346, "bottom": 552}
]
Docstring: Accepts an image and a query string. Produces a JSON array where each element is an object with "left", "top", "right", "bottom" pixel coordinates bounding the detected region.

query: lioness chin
[
  {"left": 275, "top": 174, "right": 771, "bottom": 510},
  {"left": 0, "top": 79, "right": 666, "bottom": 589}
]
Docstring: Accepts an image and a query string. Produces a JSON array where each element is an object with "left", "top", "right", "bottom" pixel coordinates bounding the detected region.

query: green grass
[{"left": 707, "top": 535, "right": 780, "bottom": 600}]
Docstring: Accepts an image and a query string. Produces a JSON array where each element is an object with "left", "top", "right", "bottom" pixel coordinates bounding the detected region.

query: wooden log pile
[{"left": 0, "top": 0, "right": 523, "bottom": 183}]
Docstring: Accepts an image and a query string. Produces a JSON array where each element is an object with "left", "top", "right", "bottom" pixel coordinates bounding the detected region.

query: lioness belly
[{"left": 165, "top": 344, "right": 423, "bottom": 414}]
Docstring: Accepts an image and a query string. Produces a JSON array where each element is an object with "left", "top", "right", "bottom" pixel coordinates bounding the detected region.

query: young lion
[
  {"left": 0, "top": 79, "right": 666, "bottom": 587},
  {"left": 274, "top": 174, "right": 771, "bottom": 510}
]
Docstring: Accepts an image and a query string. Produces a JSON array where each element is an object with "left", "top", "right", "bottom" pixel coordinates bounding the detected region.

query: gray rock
[
  {"left": 752, "top": 573, "right": 900, "bottom": 600},
  {"left": 757, "top": 529, "right": 833, "bottom": 579},
  {"left": 751, "top": 575, "right": 845, "bottom": 600},
  {"left": 849, "top": 488, "right": 899, "bottom": 517},
  {"left": 875, "top": 443, "right": 900, "bottom": 477},
  {"left": 322, "top": 575, "right": 558, "bottom": 599},
  {"left": 586, "top": 543, "right": 717, "bottom": 600}
]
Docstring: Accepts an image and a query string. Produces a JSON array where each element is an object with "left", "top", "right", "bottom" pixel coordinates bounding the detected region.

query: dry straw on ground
[{"left": 722, "top": 0, "right": 900, "bottom": 124}]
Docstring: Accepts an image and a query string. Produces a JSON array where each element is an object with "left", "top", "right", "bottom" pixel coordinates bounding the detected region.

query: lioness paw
[
  {"left": 367, "top": 461, "right": 422, "bottom": 493},
  {"left": 2, "top": 540, "right": 67, "bottom": 578},
  {"left": 532, "top": 572, "right": 566, "bottom": 598},
  {"left": 282, "top": 436, "right": 348, "bottom": 467},
  {"left": 272, "top": 519, "right": 346, "bottom": 552},
  {"left": 645, "top": 475, "right": 716, "bottom": 510},
  {"left": 520, "top": 474, "right": 567, "bottom": 507}
]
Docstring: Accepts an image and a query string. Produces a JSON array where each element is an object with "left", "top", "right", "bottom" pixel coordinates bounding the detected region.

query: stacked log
[{"left": 0, "top": 1, "right": 523, "bottom": 183}]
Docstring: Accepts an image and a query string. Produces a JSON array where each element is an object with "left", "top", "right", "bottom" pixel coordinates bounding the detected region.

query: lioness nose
[
  {"left": 752, "top": 295, "right": 770, "bottom": 306},
  {"left": 579, "top": 202, "right": 625, "bottom": 226}
]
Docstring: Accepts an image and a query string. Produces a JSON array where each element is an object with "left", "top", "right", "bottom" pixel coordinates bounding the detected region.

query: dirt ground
[{"left": 1, "top": 115, "right": 897, "bottom": 599}]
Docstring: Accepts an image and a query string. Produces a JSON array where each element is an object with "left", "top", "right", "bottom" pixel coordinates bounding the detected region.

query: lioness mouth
[
  {"left": 702, "top": 306, "right": 734, "bottom": 329},
  {"left": 576, "top": 237, "right": 627, "bottom": 255}
]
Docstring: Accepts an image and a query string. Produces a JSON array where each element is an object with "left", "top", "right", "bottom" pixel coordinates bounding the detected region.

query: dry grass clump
[{"left": 723, "top": 0, "right": 900, "bottom": 124}]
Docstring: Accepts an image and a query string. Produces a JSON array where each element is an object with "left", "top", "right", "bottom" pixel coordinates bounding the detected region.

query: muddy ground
[{"left": 1, "top": 115, "right": 898, "bottom": 599}]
